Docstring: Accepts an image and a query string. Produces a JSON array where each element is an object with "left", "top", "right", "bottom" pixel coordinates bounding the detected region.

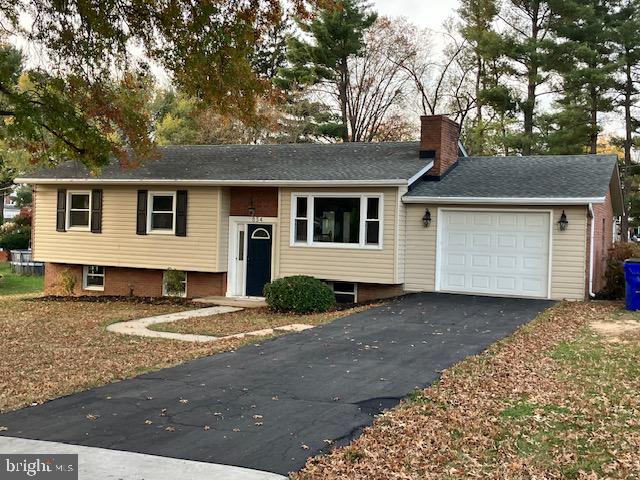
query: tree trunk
[
  {"left": 589, "top": 85, "right": 598, "bottom": 154},
  {"left": 621, "top": 53, "right": 634, "bottom": 242},
  {"left": 522, "top": 3, "right": 540, "bottom": 156},
  {"left": 338, "top": 57, "right": 350, "bottom": 143}
]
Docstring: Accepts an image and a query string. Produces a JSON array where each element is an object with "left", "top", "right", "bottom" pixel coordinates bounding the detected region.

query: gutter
[
  {"left": 402, "top": 196, "right": 605, "bottom": 205},
  {"left": 14, "top": 178, "right": 408, "bottom": 188},
  {"left": 588, "top": 203, "right": 596, "bottom": 298}
]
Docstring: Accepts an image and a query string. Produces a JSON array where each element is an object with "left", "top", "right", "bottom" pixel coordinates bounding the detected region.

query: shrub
[
  {"left": 58, "top": 269, "right": 77, "bottom": 295},
  {"left": 264, "top": 276, "right": 335, "bottom": 314},
  {"left": 0, "top": 225, "right": 30, "bottom": 250},
  {"left": 163, "top": 268, "right": 186, "bottom": 297},
  {"left": 603, "top": 242, "right": 640, "bottom": 299}
]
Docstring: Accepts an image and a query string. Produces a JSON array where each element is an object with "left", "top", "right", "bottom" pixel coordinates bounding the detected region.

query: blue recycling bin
[{"left": 624, "top": 259, "right": 640, "bottom": 310}]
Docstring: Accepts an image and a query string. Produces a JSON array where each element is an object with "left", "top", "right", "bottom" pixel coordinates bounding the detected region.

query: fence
[{"left": 10, "top": 249, "right": 44, "bottom": 276}]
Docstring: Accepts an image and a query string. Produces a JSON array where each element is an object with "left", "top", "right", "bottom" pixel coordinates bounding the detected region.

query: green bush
[
  {"left": 603, "top": 242, "right": 640, "bottom": 299},
  {"left": 264, "top": 275, "right": 335, "bottom": 314},
  {"left": 0, "top": 225, "right": 31, "bottom": 250},
  {"left": 163, "top": 268, "right": 186, "bottom": 297}
]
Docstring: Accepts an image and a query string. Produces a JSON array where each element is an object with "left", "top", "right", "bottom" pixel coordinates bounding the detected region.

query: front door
[{"left": 245, "top": 224, "right": 273, "bottom": 297}]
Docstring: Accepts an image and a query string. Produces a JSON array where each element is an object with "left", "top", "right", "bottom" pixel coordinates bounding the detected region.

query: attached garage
[{"left": 437, "top": 209, "right": 551, "bottom": 299}]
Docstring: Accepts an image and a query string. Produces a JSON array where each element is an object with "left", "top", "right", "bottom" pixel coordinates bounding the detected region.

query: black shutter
[
  {"left": 56, "top": 189, "right": 66, "bottom": 232},
  {"left": 175, "top": 190, "right": 188, "bottom": 237},
  {"left": 136, "top": 190, "right": 148, "bottom": 235},
  {"left": 90, "top": 189, "right": 103, "bottom": 233}
]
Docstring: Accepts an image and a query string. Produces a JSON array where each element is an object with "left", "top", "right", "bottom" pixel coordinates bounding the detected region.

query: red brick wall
[
  {"left": 589, "top": 189, "right": 615, "bottom": 294},
  {"left": 357, "top": 283, "right": 404, "bottom": 302},
  {"left": 44, "top": 263, "right": 226, "bottom": 298},
  {"left": 230, "top": 187, "right": 278, "bottom": 217},
  {"left": 420, "top": 115, "right": 460, "bottom": 177}
]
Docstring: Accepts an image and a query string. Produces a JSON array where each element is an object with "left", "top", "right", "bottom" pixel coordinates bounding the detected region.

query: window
[
  {"left": 83, "top": 265, "right": 105, "bottom": 291},
  {"left": 327, "top": 281, "right": 357, "bottom": 303},
  {"left": 68, "top": 192, "right": 91, "bottom": 229},
  {"left": 148, "top": 192, "right": 175, "bottom": 233},
  {"left": 292, "top": 194, "right": 383, "bottom": 248},
  {"left": 163, "top": 269, "right": 187, "bottom": 297}
]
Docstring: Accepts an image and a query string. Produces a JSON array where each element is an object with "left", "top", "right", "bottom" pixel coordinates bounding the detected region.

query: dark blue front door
[{"left": 245, "top": 224, "right": 273, "bottom": 297}]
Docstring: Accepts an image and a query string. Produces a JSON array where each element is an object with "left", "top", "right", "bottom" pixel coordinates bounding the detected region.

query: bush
[
  {"left": 264, "top": 276, "right": 335, "bottom": 314},
  {"left": 58, "top": 269, "right": 77, "bottom": 295},
  {"left": 603, "top": 242, "right": 640, "bottom": 299},
  {"left": 0, "top": 224, "right": 30, "bottom": 250},
  {"left": 163, "top": 268, "right": 186, "bottom": 297}
]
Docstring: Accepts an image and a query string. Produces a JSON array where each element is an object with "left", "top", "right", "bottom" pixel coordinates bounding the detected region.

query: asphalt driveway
[{"left": 0, "top": 293, "right": 553, "bottom": 475}]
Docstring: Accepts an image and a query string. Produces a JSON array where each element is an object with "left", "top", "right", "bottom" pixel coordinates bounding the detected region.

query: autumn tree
[{"left": 0, "top": 0, "right": 287, "bottom": 171}]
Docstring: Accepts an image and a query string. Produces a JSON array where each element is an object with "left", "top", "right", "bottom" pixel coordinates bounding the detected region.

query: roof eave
[
  {"left": 402, "top": 196, "right": 605, "bottom": 205},
  {"left": 15, "top": 178, "right": 409, "bottom": 187}
]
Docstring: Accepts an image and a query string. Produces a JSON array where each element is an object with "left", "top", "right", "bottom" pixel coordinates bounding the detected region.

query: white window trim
[
  {"left": 327, "top": 281, "right": 358, "bottom": 303},
  {"left": 83, "top": 265, "right": 105, "bottom": 291},
  {"left": 147, "top": 191, "right": 176, "bottom": 235},
  {"left": 290, "top": 192, "right": 384, "bottom": 250},
  {"left": 67, "top": 190, "right": 92, "bottom": 231}
]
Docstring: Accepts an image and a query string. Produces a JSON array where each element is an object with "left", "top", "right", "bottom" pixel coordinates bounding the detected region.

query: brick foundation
[
  {"left": 357, "top": 283, "right": 405, "bottom": 302},
  {"left": 44, "top": 263, "right": 226, "bottom": 298}
]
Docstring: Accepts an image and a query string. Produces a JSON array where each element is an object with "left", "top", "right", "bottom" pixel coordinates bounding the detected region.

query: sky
[{"left": 373, "top": 0, "right": 460, "bottom": 30}]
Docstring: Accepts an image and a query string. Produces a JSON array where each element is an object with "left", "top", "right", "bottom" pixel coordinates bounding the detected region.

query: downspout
[{"left": 588, "top": 203, "right": 596, "bottom": 298}]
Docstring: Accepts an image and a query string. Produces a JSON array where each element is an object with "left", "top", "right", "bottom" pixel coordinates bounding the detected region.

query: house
[{"left": 16, "top": 115, "right": 623, "bottom": 302}]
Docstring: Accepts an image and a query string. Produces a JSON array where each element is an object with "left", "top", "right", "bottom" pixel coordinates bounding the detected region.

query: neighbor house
[{"left": 17, "top": 115, "right": 623, "bottom": 302}]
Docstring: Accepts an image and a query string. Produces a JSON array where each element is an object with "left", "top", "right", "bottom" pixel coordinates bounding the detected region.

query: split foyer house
[{"left": 18, "top": 115, "right": 624, "bottom": 302}]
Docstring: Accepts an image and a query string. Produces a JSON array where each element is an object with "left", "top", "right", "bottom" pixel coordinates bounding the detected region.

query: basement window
[
  {"left": 163, "top": 269, "right": 187, "bottom": 297},
  {"left": 83, "top": 265, "right": 105, "bottom": 291},
  {"left": 326, "top": 281, "right": 357, "bottom": 304}
]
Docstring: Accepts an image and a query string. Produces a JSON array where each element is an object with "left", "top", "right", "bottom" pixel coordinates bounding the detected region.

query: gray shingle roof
[
  {"left": 20, "top": 142, "right": 428, "bottom": 184},
  {"left": 406, "top": 154, "right": 618, "bottom": 200}
]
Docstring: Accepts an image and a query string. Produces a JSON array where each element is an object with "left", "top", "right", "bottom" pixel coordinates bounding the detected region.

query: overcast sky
[{"left": 373, "top": 0, "right": 460, "bottom": 30}]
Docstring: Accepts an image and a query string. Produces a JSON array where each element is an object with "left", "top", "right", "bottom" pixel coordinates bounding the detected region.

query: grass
[
  {"left": 0, "top": 297, "right": 369, "bottom": 414},
  {"left": 0, "top": 262, "right": 43, "bottom": 296},
  {"left": 149, "top": 305, "right": 371, "bottom": 337},
  {"left": 293, "top": 301, "right": 640, "bottom": 480}
]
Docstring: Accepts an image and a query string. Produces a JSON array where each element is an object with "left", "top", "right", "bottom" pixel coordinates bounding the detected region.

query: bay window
[{"left": 292, "top": 193, "right": 383, "bottom": 248}]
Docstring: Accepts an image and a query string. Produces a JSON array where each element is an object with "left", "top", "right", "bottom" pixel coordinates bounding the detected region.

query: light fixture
[
  {"left": 422, "top": 209, "right": 432, "bottom": 228},
  {"left": 248, "top": 198, "right": 257, "bottom": 217},
  {"left": 558, "top": 210, "right": 569, "bottom": 231}
]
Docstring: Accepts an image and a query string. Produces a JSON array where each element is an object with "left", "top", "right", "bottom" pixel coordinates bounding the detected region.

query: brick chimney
[{"left": 420, "top": 115, "right": 461, "bottom": 179}]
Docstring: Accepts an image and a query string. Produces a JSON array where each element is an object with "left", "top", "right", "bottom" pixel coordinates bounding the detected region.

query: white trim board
[{"left": 403, "top": 196, "right": 604, "bottom": 205}]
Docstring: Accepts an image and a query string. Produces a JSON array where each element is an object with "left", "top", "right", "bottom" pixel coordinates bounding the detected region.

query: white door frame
[
  {"left": 226, "top": 216, "right": 278, "bottom": 298},
  {"left": 435, "top": 207, "right": 554, "bottom": 299}
]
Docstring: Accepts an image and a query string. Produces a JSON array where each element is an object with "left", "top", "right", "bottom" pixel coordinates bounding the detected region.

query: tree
[
  {"left": 344, "top": 17, "right": 414, "bottom": 142},
  {"left": 499, "top": 0, "right": 554, "bottom": 154},
  {"left": 276, "top": 0, "right": 377, "bottom": 142},
  {"left": 0, "top": 0, "right": 287, "bottom": 171},
  {"left": 548, "top": 0, "right": 618, "bottom": 154}
]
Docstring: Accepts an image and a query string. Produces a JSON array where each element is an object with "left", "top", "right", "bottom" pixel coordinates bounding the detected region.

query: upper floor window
[
  {"left": 147, "top": 192, "right": 175, "bottom": 233},
  {"left": 291, "top": 193, "right": 383, "bottom": 249},
  {"left": 67, "top": 191, "right": 91, "bottom": 229}
]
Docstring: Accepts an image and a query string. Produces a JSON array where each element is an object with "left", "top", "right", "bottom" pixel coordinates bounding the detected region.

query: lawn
[
  {"left": 150, "top": 305, "right": 371, "bottom": 337},
  {"left": 294, "top": 301, "right": 640, "bottom": 480},
  {"left": 0, "top": 297, "right": 367, "bottom": 414},
  {"left": 0, "top": 262, "right": 43, "bottom": 296}
]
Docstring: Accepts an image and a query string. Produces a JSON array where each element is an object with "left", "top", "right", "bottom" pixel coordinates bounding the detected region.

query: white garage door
[{"left": 438, "top": 210, "right": 550, "bottom": 298}]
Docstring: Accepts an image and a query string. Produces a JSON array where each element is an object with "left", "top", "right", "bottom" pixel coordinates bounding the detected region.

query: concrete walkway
[
  {"left": 106, "top": 306, "right": 314, "bottom": 343},
  {"left": 0, "top": 436, "right": 285, "bottom": 480}
]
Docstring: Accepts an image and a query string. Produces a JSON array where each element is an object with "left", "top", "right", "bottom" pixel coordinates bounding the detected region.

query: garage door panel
[{"left": 439, "top": 210, "right": 550, "bottom": 298}]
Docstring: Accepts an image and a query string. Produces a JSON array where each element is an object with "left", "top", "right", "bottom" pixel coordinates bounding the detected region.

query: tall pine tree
[{"left": 275, "top": 0, "right": 376, "bottom": 142}]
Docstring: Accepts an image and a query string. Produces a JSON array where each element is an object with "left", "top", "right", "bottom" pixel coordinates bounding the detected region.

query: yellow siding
[
  {"left": 217, "top": 188, "right": 230, "bottom": 271},
  {"left": 404, "top": 204, "right": 587, "bottom": 300},
  {"left": 277, "top": 187, "right": 398, "bottom": 284},
  {"left": 33, "top": 185, "right": 222, "bottom": 272}
]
